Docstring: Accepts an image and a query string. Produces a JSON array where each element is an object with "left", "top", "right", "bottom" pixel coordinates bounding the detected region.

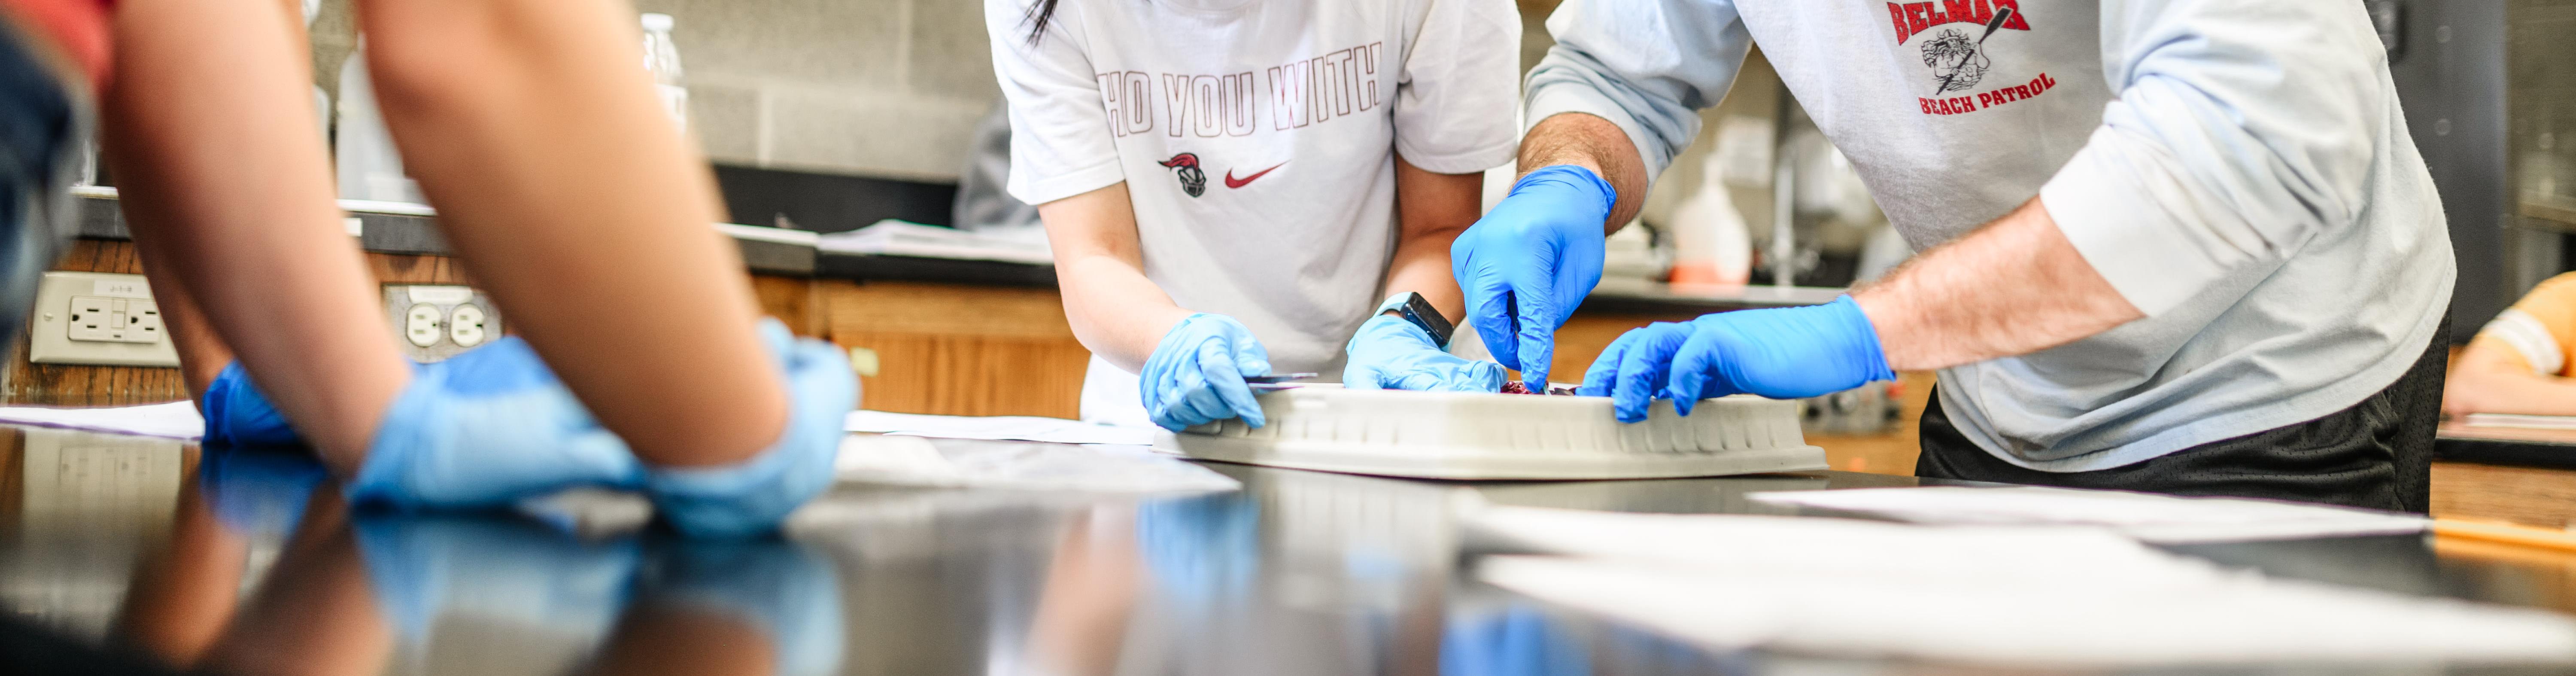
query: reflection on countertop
[
  {"left": 1582, "top": 278, "right": 1847, "bottom": 314},
  {"left": 3, "top": 428, "right": 2576, "bottom": 675}
]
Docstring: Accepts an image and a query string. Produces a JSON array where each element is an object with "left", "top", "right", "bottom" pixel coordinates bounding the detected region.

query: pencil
[{"left": 2432, "top": 518, "right": 2576, "bottom": 552}]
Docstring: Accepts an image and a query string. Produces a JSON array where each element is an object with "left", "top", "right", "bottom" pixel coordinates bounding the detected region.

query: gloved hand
[
  {"left": 1453, "top": 165, "right": 1616, "bottom": 391},
  {"left": 203, "top": 359, "right": 442, "bottom": 448},
  {"left": 1138, "top": 313, "right": 1271, "bottom": 431},
  {"left": 644, "top": 319, "right": 859, "bottom": 538},
  {"left": 1579, "top": 296, "right": 1893, "bottom": 422},
  {"left": 348, "top": 336, "right": 649, "bottom": 509},
  {"left": 1343, "top": 312, "right": 1503, "bottom": 393},
  {"left": 199, "top": 362, "right": 310, "bottom": 447}
]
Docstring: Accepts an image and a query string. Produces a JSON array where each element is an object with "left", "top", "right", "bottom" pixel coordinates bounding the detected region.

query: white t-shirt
[{"left": 987, "top": 0, "right": 1521, "bottom": 423}]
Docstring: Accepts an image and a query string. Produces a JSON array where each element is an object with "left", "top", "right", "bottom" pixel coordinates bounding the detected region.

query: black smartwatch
[{"left": 1381, "top": 292, "right": 1456, "bottom": 347}]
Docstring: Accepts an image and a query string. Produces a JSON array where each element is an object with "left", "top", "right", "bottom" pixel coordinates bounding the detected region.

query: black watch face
[{"left": 1399, "top": 293, "right": 1454, "bottom": 346}]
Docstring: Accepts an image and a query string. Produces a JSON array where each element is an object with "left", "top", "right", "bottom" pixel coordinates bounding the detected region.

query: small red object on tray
[{"left": 1501, "top": 381, "right": 1579, "bottom": 396}]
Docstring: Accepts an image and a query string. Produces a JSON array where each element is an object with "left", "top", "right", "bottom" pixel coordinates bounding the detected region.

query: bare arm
[
  {"left": 1384, "top": 157, "right": 1481, "bottom": 323},
  {"left": 1037, "top": 183, "right": 1191, "bottom": 373},
  {"left": 356, "top": 0, "right": 783, "bottom": 467},
  {"left": 132, "top": 244, "right": 236, "bottom": 403},
  {"left": 2442, "top": 338, "right": 2576, "bottom": 417},
  {"left": 1516, "top": 113, "right": 1650, "bottom": 233},
  {"left": 104, "top": 0, "right": 410, "bottom": 472},
  {"left": 1853, "top": 198, "right": 2142, "bottom": 370}
]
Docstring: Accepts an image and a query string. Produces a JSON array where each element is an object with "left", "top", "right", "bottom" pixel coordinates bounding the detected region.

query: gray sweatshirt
[{"left": 1528, "top": 0, "right": 2455, "bottom": 471}]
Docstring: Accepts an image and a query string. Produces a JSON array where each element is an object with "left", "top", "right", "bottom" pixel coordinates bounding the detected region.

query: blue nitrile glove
[
  {"left": 348, "top": 336, "right": 649, "bottom": 509},
  {"left": 643, "top": 319, "right": 858, "bottom": 538},
  {"left": 1138, "top": 313, "right": 1271, "bottom": 432},
  {"left": 1343, "top": 304, "right": 1504, "bottom": 392},
  {"left": 1453, "top": 165, "right": 1616, "bottom": 392},
  {"left": 199, "top": 362, "right": 307, "bottom": 447},
  {"left": 1580, "top": 296, "right": 1893, "bottom": 423},
  {"left": 202, "top": 359, "right": 438, "bottom": 448}
]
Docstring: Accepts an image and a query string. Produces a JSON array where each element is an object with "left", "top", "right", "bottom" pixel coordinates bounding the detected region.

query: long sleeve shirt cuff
[
  {"left": 2038, "top": 126, "right": 2244, "bottom": 318},
  {"left": 1525, "top": 81, "right": 1678, "bottom": 183}
]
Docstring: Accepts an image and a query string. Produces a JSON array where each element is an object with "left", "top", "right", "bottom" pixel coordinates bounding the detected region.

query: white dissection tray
[{"left": 1156, "top": 386, "right": 1825, "bottom": 480}]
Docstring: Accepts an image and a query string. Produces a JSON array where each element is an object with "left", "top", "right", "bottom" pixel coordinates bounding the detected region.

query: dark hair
[{"left": 1024, "top": 0, "right": 1062, "bottom": 45}]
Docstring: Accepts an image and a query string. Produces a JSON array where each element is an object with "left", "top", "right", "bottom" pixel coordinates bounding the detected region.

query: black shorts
[{"left": 1915, "top": 316, "right": 2449, "bottom": 514}]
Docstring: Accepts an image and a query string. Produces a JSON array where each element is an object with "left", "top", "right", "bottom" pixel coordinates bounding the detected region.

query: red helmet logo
[{"left": 1160, "top": 152, "right": 1206, "bottom": 197}]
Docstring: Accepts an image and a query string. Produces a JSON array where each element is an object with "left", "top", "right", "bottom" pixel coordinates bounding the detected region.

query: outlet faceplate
[
  {"left": 30, "top": 272, "right": 180, "bottom": 367},
  {"left": 384, "top": 285, "right": 501, "bottom": 362}
]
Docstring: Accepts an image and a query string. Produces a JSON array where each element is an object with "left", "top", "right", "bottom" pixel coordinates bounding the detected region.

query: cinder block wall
[{"left": 308, "top": 0, "right": 1001, "bottom": 183}]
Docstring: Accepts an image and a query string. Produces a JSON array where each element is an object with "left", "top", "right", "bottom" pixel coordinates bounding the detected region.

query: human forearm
[
  {"left": 1037, "top": 184, "right": 1191, "bottom": 373},
  {"left": 2442, "top": 343, "right": 2576, "bottom": 417},
  {"left": 1517, "top": 113, "right": 1649, "bottom": 232},
  {"left": 357, "top": 0, "right": 783, "bottom": 467},
  {"left": 105, "top": 0, "right": 408, "bottom": 471},
  {"left": 1852, "top": 197, "right": 2143, "bottom": 371},
  {"left": 1054, "top": 255, "right": 1192, "bottom": 372},
  {"left": 2442, "top": 367, "right": 2576, "bottom": 418},
  {"left": 1385, "top": 158, "right": 1480, "bottom": 321},
  {"left": 128, "top": 242, "right": 234, "bottom": 402}
]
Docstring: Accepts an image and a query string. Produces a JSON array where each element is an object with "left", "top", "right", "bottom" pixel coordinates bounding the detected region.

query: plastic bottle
[
  {"left": 1667, "top": 150, "right": 1753, "bottom": 286},
  {"left": 641, "top": 13, "right": 689, "bottom": 134},
  {"left": 335, "top": 41, "right": 424, "bottom": 204}
]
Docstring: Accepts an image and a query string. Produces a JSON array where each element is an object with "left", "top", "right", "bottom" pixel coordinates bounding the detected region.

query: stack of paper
[
  {"left": 1470, "top": 506, "right": 2576, "bottom": 667},
  {"left": 2464, "top": 413, "right": 2576, "bottom": 430},
  {"left": 844, "top": 411, "right": 1159, "bottom": 447},
  {"left": 1748, "top": 485, "right": 2428, "bottom": 543},
  {"left": 833, "top": 434, "right": 1236, "bottom": 493},
  {"left": 816, "top": 219, "right": 1053, "bottom": 265},
  {"left": 0, "top": 400, "right": 204, "bottom": 440}
]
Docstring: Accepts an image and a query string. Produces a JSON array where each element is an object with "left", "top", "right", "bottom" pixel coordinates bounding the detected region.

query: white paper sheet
[
  {"left": 1470, "top": 506, "right": 2203, "bottom": 584},
  {"left": 1748, "top": 485, "right": 2428, "bottom": 544},
  {"left": 834, "top": 435, "right": 1236, "bottom": 492},
  {"left": 0, "top": 400, "right": 204, "bottom": 440},
  {"left": 844, "top": 410, "right": 1159, "bottom": 446},
  {"left": 816, "top": 219, "right": 1054, "bottom": 265},
  {"left": 2465, "top": 413, "right": 2576, "bottom": 430},
  {"left": 1468, "top": 506, "right": 2576, "bottom": 667},
  {"left": 1482, "top": 556, "right": 2576, "bottom": 667}
]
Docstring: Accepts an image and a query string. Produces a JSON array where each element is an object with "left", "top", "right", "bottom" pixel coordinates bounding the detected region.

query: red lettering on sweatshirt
[
  {"left": 1889, "top": 0, "right": 2030, "bottom": 44},
  {"left": 1925, "top": 72, "right": 2056, "bottom": 116}
]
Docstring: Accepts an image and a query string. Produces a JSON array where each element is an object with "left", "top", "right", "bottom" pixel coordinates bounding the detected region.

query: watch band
[{"left": 1379, "top": 292, "right": 1455, "bottom": 347}]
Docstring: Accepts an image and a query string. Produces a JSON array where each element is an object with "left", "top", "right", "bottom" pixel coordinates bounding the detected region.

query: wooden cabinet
[{"left": 814, "top": 280, "right": 1088, "bottom": 419}]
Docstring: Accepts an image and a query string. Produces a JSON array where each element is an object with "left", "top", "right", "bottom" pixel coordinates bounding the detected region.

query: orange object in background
[{"left": 1668, "top": 260, "right": 1750, "bottom": 286}]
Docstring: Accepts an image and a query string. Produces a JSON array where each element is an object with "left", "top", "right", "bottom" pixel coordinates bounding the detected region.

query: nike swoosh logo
[{"left": 1224, "top": 163, "right": 1286, "bottom": 189}]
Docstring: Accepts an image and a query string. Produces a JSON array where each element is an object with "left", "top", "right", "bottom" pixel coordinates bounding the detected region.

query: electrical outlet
[
  {"left": 448, "top": 304, "right": 489, "bottom": 347},
  {"left": 384, "top": 285, "right": 502, "bottom": 362},
  {"left": 68, "top": 297, "right": 164, "bottom": 344},
  {"left": 30, "top": 272, "right": 179, "bottom": 367},
  {"left": 403, "top": 303, "right": 442, "bottom": 347}
]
